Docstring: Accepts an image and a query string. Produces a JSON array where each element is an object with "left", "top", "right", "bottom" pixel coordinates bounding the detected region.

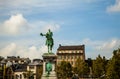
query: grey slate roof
[{"left": 57, "top": 45, "right": 84, "bottom": 50}]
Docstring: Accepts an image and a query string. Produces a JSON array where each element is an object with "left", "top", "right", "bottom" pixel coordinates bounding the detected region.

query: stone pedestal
[{"left": 41, "top": 53, "right": 57, "bottom": 79}]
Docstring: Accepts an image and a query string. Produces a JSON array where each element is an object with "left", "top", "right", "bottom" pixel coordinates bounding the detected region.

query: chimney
[{"left": 59, "top": 44, "right": 61, "bottom": 47}]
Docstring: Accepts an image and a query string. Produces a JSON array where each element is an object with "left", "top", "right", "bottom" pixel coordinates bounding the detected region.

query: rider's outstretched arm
[{"left": 40, "top": 33, "right": 46, "bottom": 36}]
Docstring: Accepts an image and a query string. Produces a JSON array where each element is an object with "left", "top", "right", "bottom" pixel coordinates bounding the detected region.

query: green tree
[
  {"left": 92, "top": 55, "right": 107, "bottom": 78},
  {"left": 106, "top": 48, "right": 120, "bottom": 79},
  {"left": 74, "top": 58, "right": 89, "bottom": 77},
  {"left": 38, "top": 65, "right": 43, "bottom": 78},
  {"left": 87, "top": 58, "right": 92, "bottom": 67},
  {"left": 57, "top": 61, "right": 72, "bottom": 79},
  {"left": 0, "top": 56, "right": 4, "bottom": 61},
  {"left": 23, "top": 71, "right": 35, "bottom": 79}
]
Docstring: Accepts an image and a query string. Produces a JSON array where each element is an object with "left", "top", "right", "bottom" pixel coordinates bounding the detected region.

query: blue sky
[{"left": 0, "top": 0, "right": 120, "bottom": 59}]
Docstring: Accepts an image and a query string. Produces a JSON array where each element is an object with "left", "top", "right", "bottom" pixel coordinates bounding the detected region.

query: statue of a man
[{"left": 40, "top": 29, "right": 54, "bottom": 53}]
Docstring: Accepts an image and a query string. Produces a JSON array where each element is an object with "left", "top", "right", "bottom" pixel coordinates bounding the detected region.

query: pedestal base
[
  {"left": 41, "top": 71, "right": 57, "bottom": 79},
  {"left": 41, "top": 53, "right": 57, "bottom": 79}
]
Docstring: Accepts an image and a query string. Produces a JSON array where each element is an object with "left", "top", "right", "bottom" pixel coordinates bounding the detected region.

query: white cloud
[
  {"left": 42, "top": 22, "right": 60, "bottom": 32},
  {"left": 0, "top": 38, "right": 119, "bottom": 60},
  {"left": 0, "top": 14, "right": 29, "bottom": 35},
  {"left": 82, "top": 38, "right": 120, "bottom": 50},
  {"left": 82, "top": 38, "right": 120, "bottom": 59},
  {"left": 0, "top": 43, "right": 48, "bottom": 59},
  {"left": 57, "top": 38, "right": 120, "bottom": 59},
  {"left": 82, "top": 38, "right": 103, "bottom": 46},
  {"left": 0, "top": 0, "right": 103, "bottom": 16},
  {"left": 30, "top": 21, "right": 61, "bottom": 34},
  {"left": 107, "top": 0, "right": 120, "bottom": 13},
  {"left": 95, "top": 39, "right": 118, "bottom": 50},
  {"left": 0, "top": 43, "right": 17, "bottom": 56},
  {"left": 0, "top": 13, "right": 61, "bottom": 36},
  {"left": 0, "top": 0, "right": 88, "bottom": 8}
]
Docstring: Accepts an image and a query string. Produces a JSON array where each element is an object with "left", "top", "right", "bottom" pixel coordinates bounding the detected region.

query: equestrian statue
[{"left": 40, "top": 29, "right": 54, "bottom": 53}]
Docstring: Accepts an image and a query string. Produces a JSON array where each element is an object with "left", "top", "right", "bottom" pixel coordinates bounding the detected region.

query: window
[
  {"left": 73, "top": 51, "right": 76, "bottom": 53},
  {"left": 29, "top": 66, "right": 34, "bottom": 69},
  {"left": 71, "top": 61, "right": 73, "bottom": 65},
  {"left": 77, "top": 56, "right": 79, "bottom": 59},
  {"left": 80, "top": 56, "right": 83, "bottom": 60},
  {"left": 16, "top": 75, "right": 19, "bottom": 79},
  {"left": 15, "top": 60, "right": 18, "bottom": 63},
  {"left": 81, "top": 50, "right": 83, "bottom": 53},
  {"left": 58, "top": 56, "right": 61, "bottom": 59},
  {"left": 64, "top": 56, "right": 66, "bottom": 59},
  {"left": 77, "top": 51, "right": 80, "bottom": 53},
  {"left": 69, "top": 51, "right": 72, "bottom": 53},
  {"left": 71, "top": 56, "right": 73, "bottom": 59},
  {"left": 59, "top": 51, "right": 61, "bottom": 53},
  {"left": 61, "top": 51, "right": 64, "bottom": 53},
  {"left": 62, "top": 56, "right": 64, "bottom": 59},
  {"left": 67, "top": 56, "right": 70, "bottom": 59},
  {"left": 20, "top": 74, "right": 22, "bottom": 79},
  {"left": 65, "top": 51, "right": 67, "bottom": 53},
  {"left": 74, "top": 55, "right": 76, "bottom": 58}
]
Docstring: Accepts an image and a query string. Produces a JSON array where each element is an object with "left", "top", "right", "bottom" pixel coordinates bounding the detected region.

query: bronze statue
[{"left": 40, "top": 29, "right": 54, "bottom": 53}]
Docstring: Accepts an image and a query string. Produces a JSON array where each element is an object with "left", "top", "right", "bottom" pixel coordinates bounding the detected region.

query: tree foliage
[
  {"left": 92, "top": 55, "right": 107, "bottom": 78},
  {"left": 0, "top": 56, "right": 4, "bottom": 61},
  {"left": 106, "top": 49, "right": 120, "bottom": 79},
  {"left": 23, "top": 71, "right": 35, "bottom": 79},
  {"left": 74, "top": 58, "right": 89, "bottom": 77},
  {"left": 57, "top": 61, "right": 72, "bottom": 79}
]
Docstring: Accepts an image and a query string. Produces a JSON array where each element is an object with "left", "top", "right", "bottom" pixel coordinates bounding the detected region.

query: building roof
[
  {"left": 13, "top": 64, "right": 27, "bottom": 72},
  {"left": 57, "top": 44, "right": 84, "bottom": 50},
  {"left": 1, "top": 56, "right": 31, "bottom": 64},
  {"left": 33, "top": 59, "right": 43, "bottom": 62},
  {"left": 14, "top": 69, "right": 27, "bottom": 72}
]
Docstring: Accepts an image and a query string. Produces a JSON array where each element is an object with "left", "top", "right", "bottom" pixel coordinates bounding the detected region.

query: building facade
[
  {"left": 57, "top": 44, "right": 85, "bottom": 67},
  {"left": 1, "top": 56, "right": 31, "bottom": 65},
  {"left": 0, "top": 56, "right": 44, "bottom": 79},
  {"left": 0, "top": 56, "right": 31, "bottom": 79},
  {"left": 27, "top": 62, "right": 42, "bottom": 79}
]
